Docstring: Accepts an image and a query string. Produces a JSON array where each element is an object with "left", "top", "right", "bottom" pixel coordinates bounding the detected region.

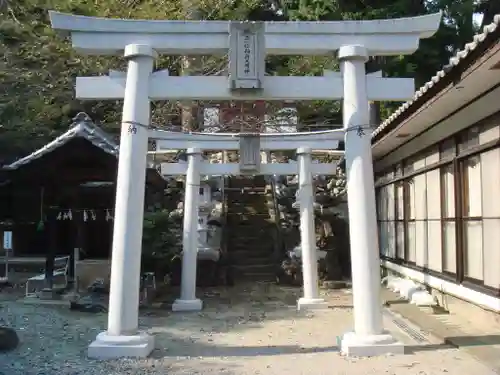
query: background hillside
[{"left": 1, "top": 0, "right": 498, "bottom": 162}]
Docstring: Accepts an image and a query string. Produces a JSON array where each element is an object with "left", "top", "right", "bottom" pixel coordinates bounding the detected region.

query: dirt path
[{"left": 1, "top": 283, "right": 498, "bottom": 374}]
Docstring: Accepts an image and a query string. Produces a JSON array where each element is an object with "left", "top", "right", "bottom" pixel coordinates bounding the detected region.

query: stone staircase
[{"left": 226, "top": 176, "right": 278, "bottom": 282}]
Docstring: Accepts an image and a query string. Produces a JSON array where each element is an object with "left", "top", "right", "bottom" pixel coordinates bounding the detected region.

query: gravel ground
[{"left": 0, "top": 284, "right": 498, "bottom": 375}]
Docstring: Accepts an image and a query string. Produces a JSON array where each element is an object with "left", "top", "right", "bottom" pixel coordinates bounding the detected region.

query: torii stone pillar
[
  {"left": 173, "top": 148, "right": 203, "bottom": 312},
  {"left": 296, "top": 147, "right": 327, "bottom": 311},
  {"left": 88, "top": 44, "right": 156, "bottom": 359},
  {"left": 339, "top": 45, "right": 403, "bottom": 357}
]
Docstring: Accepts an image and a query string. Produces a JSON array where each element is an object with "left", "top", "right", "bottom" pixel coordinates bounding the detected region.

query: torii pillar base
[
  {"left": 297, "top": 297, "right": 328, "bottom": 311},
  {"left": 340, "top": 331, "right": 404, "bottom": 357},
  {"left": 88, "top": 331, "right": 155, "bottom": 359},
  {"left": 172, "top": 298, "right": 203, "bottom": 312}
]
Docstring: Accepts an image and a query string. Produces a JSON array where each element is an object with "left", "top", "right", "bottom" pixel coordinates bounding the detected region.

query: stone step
[
  {"left": 232, "top": 256, "right": 275, "bottom": 266},
  {"left": 228, "top": 198, "right": 268, "bottom": 204},
  {"left": 227, "top": 217, "right": 274, "bottom": 223},
  {"left": 229, "top": 185, "right": 268, "bottom": 192},
  {"left": 227, "top": 202, "right": 268, "bottom": 209},
  {"left": 228, "top": 248, "right": 274, "bottom": 258},
  {"left": 227, "top": 198, "right": 267, "bottom": 204},
  {"left": 228, "top": 247, "right": 274, "bottom": 255},
  {"left": 227, "top": 230, "right": 274, "bottom": 238},
  {"left": 233, "top": 263, "right": 276, "bottom": 274},
  {"left": 228, "top": 205, "right": 267, "bottom": 209},
  {"left": 227, "top": 193, "right": 268, "bottom": 197},
  {"left": 227, "top": 200, "right": 267, "bottom": 205},
  {"left": 233, "top": 270, "right": 276, "bottom": 282},
  {"left": 227, "top": 239, "right": 275, "bottom": 248},
  {"left": 227, "top": 226, "right": 275, "bottom": 233},
  {"left": 228, "top": 210, "right": 269, "bottom": 215},
  {"left": 227, "top": 206, "right": 269, "bottom": 212},
  {"left": 226, "top": 188, "right": 267, "bottom": 193},
  {"left": 228, "top": 218, "right": 271, "bottom": 222},
  {"left": 228, "top": 212, "right": 270, "bottom": 217},
  {"left": 227, "top": 233, "right": 274, "bottom": 240},
  {"left": 226, "top": 236, "right": 275, "bottom": 244}
]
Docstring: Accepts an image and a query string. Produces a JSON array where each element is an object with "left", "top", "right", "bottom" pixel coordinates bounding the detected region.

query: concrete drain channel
[{"left": 383, "top": 308, "right": 429, "bottom": 344}]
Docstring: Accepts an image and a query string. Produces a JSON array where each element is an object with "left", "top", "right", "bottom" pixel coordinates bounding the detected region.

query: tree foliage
[{"left": 0, "top": 0, "right": 491, "bottom": 161}]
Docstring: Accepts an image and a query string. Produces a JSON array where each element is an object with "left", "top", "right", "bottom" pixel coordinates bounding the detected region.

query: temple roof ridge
[{"left": 4, "top": 112, "right": 119, "bottom": 170}]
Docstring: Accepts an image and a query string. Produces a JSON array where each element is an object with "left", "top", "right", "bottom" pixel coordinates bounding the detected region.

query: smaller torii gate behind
[{"left": 151, "top": 129, "right": 343, "bottom": 312}]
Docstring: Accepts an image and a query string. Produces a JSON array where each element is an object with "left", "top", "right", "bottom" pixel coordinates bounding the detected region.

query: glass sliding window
[
  {"left": 414, "top": 173, "right": 428, "bottom": 268},
  {"left": 405, "top": 178, "right": 416, "bottom": 263},
  {"left": 441, "top": 164, "right": 457, "bottom": 274},
  {"left": 386, "top": 183, "right": 396, "bottom": 258},
  {"left": 376, "top": 186, "right": 388, "bottom": 257},
  {"left": 426, "top": 168, "right": 442, "bottom": 272},
  {"left": 376, "top": 188, "right": 384, "bottom": 254},
  {"left": 395, "top": 181, "right": 405, "bottom": 260},
  {"left": 462, "top": 155, "right": 483, "bottom": 281},
  {"left": 426, "top": 149, "right": 442, "bottom": 272},
  {"left": 480, "top": 147, "right": 500, "bottom": 289}
]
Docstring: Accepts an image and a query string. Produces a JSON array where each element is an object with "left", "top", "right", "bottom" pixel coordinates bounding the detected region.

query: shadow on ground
[
  {"left": 150, "top": 341, "right": 338, "bottom": 358},
  {"left": 405, "top": 343, "right": 456, "bottom": 354},
  {"left": 405, "top": 335, "right": 500, "bottom": 354},
  {"left": 444, "top": 335, "right": 500, "bottom": 347}
]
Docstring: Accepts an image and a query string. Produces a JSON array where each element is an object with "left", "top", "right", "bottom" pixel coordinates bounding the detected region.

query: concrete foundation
[
  {"left": 297, "top": 297, "right": 329, "bottom": 311},
  {"left": 172, "top": 298, "right": 203, "bottom": 312},
  {"left": 88, "top": 331, "right": 155, "bottom": 359},
  {"left": 340, "top": 331, "right": 404, "bottom": 357}
]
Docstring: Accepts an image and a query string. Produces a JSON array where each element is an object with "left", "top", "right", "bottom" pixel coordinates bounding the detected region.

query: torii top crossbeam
[{"left": 49, "top": 11, "right": 442, "bottom": 56}]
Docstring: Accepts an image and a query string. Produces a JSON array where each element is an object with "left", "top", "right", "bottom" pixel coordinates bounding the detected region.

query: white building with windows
[{"left": 373, "top": 15, "right": 500, "bottom": 312}]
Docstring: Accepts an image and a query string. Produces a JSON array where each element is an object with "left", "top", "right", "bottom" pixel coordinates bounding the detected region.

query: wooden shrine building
[{"left": 0, "top": 113, "right": 166, "bottom": 279}]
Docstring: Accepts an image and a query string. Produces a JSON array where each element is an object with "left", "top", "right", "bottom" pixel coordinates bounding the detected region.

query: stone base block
[
  {"left": 172, "top": 298, "right": 203, "bottom": 312},
  {"left": 88, "top": 331, "right": 154, "bottom": 359},
  {"left": 297, "top": 297, "right": 329, "bottom": 311},
  {"left": 340, "top": 331, "right": 404, "bottom": 357}
]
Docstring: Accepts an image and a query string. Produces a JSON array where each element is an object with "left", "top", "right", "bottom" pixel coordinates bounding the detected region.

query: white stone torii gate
[
  {"left": 49, "top": 10, "right": 441, "bottom": 359},
  {"left": 153, "top": 130, "right": 343, "bottom": 313}
]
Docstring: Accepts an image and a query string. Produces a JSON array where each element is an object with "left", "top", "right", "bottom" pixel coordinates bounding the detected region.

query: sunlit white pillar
[
  {"left": 296, "top": 147, "right": 327, "bottom": 311},
  {"left": 339, "top": 45, "right": 403, "bottom": 357},
  {"left": 172, "top": 148, "right": 203, "bottom": 312},
  {"left": 88, "top": 44, "right": 156, "bottom": 359}
]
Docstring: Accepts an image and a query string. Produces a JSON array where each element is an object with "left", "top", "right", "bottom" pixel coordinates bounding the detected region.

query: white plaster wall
[{"left": 383, "top": 260, "right": 500, "bottom": 313}]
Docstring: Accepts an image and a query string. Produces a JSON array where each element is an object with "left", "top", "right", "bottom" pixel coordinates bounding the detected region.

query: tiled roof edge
[
  {"left": 372, "top": 14, "right": 500, "bottom": 142},
  {"left": 4, "top": 112, "right": 119, "bottom": 170}
]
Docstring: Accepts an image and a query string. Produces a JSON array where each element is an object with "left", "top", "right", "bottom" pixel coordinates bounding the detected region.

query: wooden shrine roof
[{"left": 4, "top": 113, "right": 118, "bottom": 171}]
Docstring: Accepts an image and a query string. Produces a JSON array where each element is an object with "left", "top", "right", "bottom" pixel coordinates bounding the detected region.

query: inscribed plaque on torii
[
  {"left": 229, "top": 22, "right": 265, "bottom": 91},
  {"left": 238, "top": 133, "right": 261, "bottom": 174}
]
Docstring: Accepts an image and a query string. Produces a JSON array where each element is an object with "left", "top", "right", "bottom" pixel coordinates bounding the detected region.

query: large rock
[{"left": 0, "top": 326, "right": 19, "bottom": 352}]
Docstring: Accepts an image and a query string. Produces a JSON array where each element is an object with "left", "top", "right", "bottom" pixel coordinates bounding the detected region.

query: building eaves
[
  {"left": 4, "top": 112, "right": 119, "bottom": 170},
  {"left": 372, "top": 14, "right": 500, "bottom": 143}
]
